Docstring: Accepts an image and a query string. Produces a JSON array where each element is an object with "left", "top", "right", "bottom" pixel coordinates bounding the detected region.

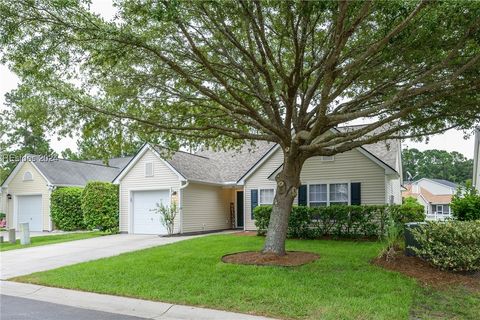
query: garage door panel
[
  {"left": 17, "top": 195, "right": 42, "bottom": 231},
  {"left": 132, "top": 190, "right": 169, "bottom": 234}
]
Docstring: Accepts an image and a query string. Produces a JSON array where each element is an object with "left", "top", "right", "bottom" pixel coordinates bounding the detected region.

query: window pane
[
  {"left": 310, "top": 202, "right": 327, "bottom": 207},
  {"left": 260, "top": 189, "right": 274, "bottom": 204},
  {"left": 309, "top": 184, "right": 327, "bottom": 203},
  {"left": 330, "top": 183, "right": 348, "bottom": 203}
]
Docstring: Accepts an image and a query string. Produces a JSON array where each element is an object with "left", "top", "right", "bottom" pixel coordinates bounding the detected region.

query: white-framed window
[
  {"left": 329, "top": 183, "right": 349, "bottom": 205},
  {"left": 320, "top": 156, "right": 334, "bottom": 161},
  {"left": 145, "top": 162, "right": 154, "bottom": 177},
  {"left": 23, "top": 171, "right": 33, "bottom": 181},
  {"left": 434, "top": 204, "right": 450, "bottom": 215},
  {"left": 259, "top": 188, "right": 275, "bottom": 205},
  {"left": 309, "top": 184, "right": 327, "bottom": 206},
  {"left": 308, "top": 183, "right": 349, "bottom": 206}
]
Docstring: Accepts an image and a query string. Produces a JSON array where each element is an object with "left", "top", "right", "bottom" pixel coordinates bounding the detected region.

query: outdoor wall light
[{"left": 7, "top": 194, "right": 12, "bottom": 200}]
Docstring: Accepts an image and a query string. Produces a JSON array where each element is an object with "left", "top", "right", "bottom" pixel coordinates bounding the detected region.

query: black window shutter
[
  {"left": 298, "top": 185, "right": 307, "bottom": 206},
  {"left": 251, "top": 189, "right": 258, "bottom": 219},
  {"left": 351, "top": 183, "right": 361, "bottom": 205}
]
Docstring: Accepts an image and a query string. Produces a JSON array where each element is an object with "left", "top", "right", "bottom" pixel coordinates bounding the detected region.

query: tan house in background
[{"left": 402, "top": 178, "right": 457, "bottom": 221}]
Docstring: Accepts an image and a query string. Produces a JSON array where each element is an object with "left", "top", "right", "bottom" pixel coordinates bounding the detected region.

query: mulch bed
[
  {"left": 222, "top": 251, "right": 320, "bottom": 267},
  {"left": 373, "top": 251, "right": 479, "bottom": 290}
]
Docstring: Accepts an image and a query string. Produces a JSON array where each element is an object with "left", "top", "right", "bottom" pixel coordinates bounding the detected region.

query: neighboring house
[
  {"left": 402, "top": 178, "right": 457, "bottom": 221},
  {"left": 114, "top": 130, "right": 402, "bottom": 234},
  {"left": 0, "top": 156, "right": 131, "bottom": 231},
  {"left": 474, "top": 128, "right": 480, "bottom": 192}
]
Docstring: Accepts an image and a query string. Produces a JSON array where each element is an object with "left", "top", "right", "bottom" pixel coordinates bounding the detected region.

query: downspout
[{"left": 178, "top": 180, "right": 189, "bottom": 234}]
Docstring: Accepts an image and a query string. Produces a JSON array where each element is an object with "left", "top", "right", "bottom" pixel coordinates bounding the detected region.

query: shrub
[
  {"left": 50, "top": 187, "right": 85, "bottom": 231},
  {"left": 254, "top": 202, "right": 426, "bottom": 239},
  {"left": 390, "top": 197, "right": 426, "bottom": 224},
  {"left": 450, "top": 182, "right": 480, "bottom": 221},
  {"left": 152, "top": 202, "right": 178, "bottom": 235},
  {"left": 410, "top": 220, "right": 480, "bottom": 272},
  {"left": 81, "top": 181, "right": 119, "bottom": 233}
]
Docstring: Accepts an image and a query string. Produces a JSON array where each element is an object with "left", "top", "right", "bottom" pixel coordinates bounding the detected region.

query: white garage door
[
  {"left": 132, "top": 190, "right": 170, "bottom": 234},
  {"left": 17, "top": 195, "right": 43, "bottom": 232}
]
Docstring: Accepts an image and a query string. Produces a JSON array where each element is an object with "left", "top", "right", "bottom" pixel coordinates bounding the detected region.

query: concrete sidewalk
[
  {"left": 1, "top": 233, "right": 211, "bottom": 279},
  {"left": 1, "top": 281, "right": 274, "bottom": 320}
]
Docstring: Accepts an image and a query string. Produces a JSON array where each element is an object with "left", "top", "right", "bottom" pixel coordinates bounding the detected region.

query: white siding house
[{"left": 474, "top": 128, "right": 480, "bottom": 192}]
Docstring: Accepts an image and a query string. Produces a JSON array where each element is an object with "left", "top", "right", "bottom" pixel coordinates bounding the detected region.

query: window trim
[
  {"left": 307, "top": 181, "right": 351, "bottom": 207},
  {"left": 23, "top": 171, "right": 33, "bottom": 181},
  {"left": 259, "top": 188, "right": 275, "bottom": 205},
  {"left": 145, "top": 162, "right": 154, "bottom": 177}
]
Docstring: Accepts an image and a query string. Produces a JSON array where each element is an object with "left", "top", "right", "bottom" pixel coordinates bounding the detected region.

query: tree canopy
[
  {"left": 402, "top": 148, "right": 473, "bottom": 184},
  {"left": 1, "top": 0, "right": 479, "bottom": 254}
]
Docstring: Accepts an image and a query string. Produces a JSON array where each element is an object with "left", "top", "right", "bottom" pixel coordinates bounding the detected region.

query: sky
[{"left": 0, "top": 0, "right": 477, "bottom": 159}]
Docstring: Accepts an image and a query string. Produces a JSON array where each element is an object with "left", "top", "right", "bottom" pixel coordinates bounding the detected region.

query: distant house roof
[
  {"left": 151, "top": 141, "right": 275, "bottom": 184},
  {"left": 403, "top": 185, "right": 452, "bottom": 204},
  {"left": 2, "top": 155, "right": 133, "bottom": 187},
  {"left": 429, "top": 179, "right": 458, "bottom": 189},
  {"left": 82, "top": 157, "right": 133, "bottom": 169}
]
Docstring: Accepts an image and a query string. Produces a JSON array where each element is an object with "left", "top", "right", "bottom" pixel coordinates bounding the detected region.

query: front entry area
[
  {"left": 236, "top": 191, "right": 244, "bottom": 228},
  {"left": 16, "top": 195, "right": 43, "bottom": 231},
  {"left": 132, "top": 190, "right": 170, "bottom": 234}
]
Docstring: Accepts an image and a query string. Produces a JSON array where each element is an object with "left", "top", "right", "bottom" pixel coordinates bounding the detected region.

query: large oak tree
[{"left": 1, "top": 0, "right": 479, "bottom": 254}]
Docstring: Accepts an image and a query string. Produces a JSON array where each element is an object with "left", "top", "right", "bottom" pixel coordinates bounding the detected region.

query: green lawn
[
  {"left": 1, "top": 231, "right": 106, "bottom": 251},
  {"left": 14, "top": 235, "right": 480, "bottom": 320}
]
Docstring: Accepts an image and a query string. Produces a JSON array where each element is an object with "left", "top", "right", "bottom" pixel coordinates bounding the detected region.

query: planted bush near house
[
  {"left": 254, "top": 203, "right": 423, "bottom": 239},
  {"left": 81, "top": 181, "right": 119, "bottom": 233},
  {"left": 389, "top": 197, "right": 426, "bottom": 224},
  {"left": 410, "top": 220, "right": 480, "bottom": 272},
  {"left": 50, "top": 187, "right": 85, "bottom": 231},
  {"left": 450, "top": 182, "right": 480, "bottom": 221}
]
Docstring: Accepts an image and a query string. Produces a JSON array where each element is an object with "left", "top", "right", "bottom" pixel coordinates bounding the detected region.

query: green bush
[
  {"left": 411, "top": 221, "right": 480, "bottom": 272},
  {"left": 450, "top": 182, "right": 480, "bottom": 221},
  {"left": 0, "top": 212, "right": 6, "bottom": 219},
  {"left": 254, "top": 202, "right": 425, "bottom": 239},
  {"left": 81, "top": 181, "right": 119, "bottom": 233},
  {"left": 50, "top": 187, "right": 85, "bottom": 231},
  {"left": 390, "top": 197, "right": 426, "bottom": 224}
]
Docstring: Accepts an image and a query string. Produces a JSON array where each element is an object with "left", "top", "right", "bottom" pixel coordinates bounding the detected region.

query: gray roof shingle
[
  {"left": 431, "top": 179, "right": 458, "bottom": 189},
  {"left": 29, "top": 155, "right": 133, "bottom": 186},
  {"left": 152, "top": 141, "right": 275, "bottom": 184}
]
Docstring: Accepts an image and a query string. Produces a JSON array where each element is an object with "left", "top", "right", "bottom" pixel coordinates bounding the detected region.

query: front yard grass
[
  {"left": 0, "top": 231, "right": 106, "bottom": 251},
  {"left": 14, "top": 234, "right": 480, "bottom": 319}
]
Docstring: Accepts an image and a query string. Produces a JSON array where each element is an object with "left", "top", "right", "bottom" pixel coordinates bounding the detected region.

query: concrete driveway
[{"left": 0, "top": 233, "right": 204, "bottom": 279}]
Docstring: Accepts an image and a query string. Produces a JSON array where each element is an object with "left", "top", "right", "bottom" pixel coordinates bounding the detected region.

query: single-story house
[
  {"left": 474, "top": 128, "right": 480, "bottom": 192},
  {"left": 1, "top": 127, "right": 403, "bottom": 234},
  {"left": 0, "top": 156, "right": 131, "bottom": 231},
  {"left": 402, "top": 178, "right": 457, "bottom": 221},
  {"left": 114, "top": 133, "right": 402, "bottom": 234}
]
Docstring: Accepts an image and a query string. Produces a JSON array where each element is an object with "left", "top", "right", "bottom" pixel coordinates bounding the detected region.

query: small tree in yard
[
  {"left": 451, "top": 181, "right": 480, "bottom": 221},
  {"left": 1, "top": 1, "right": 480, "bottom": 255},
  {"left": 152, "top": 202, "right": 178, "bottom": 236}
]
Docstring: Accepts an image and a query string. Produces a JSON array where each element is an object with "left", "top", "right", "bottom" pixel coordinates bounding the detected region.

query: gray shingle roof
[
  {"left": 431, "top": 179, "right": 458, "bottom": 189},
  {"left": 337, "top": 125, "right": 399, "bottom": 170},
  {"left": 30, "top": 155, "right": 132, "bottom": 186},
  {"left": 152, "top": 141, "right": 275, "bottom": 184}
]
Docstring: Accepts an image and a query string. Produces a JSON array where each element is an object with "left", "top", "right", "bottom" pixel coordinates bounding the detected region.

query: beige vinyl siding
[
  {"left": 244, "top": 149, "right": 284, "bottom": 230},
  {"left": 181, "top": 183, "right": 231, "bottom": 233},
  {"left": 386, "top": 175, "right": 402, "bottom": 204},
  {"left": 119, "top": 150, "right": 181, "bottom": 233},
  {"left": 244, "top": 148, "right": 388, "bottom": 230},
  {"left": 5, "top": 162, "right": 51, "bottom": 231}
]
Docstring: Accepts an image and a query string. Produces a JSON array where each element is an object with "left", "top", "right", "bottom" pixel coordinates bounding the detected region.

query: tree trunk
[{"left": 262, "top": 151, "right": 303, "bottom": 256}]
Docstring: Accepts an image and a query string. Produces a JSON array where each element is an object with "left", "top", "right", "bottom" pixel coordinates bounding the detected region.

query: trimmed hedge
[
  {"left": 50, "top": 187, "right": 85, "bottom": 231},
  {"left": 81, "top": 181, "right": 119, "bottom": 233},
  {"left": 254, "top": 204, "right": 424, "bottom": 239},
  {"left": 411, "top": 220, "right": 480, "bottom": 272}
]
